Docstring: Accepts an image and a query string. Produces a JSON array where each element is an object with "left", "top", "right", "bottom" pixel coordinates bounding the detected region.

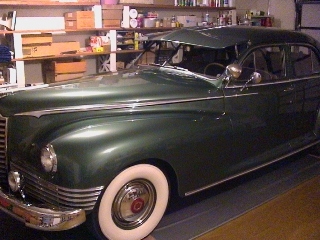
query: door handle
[{"left": 283, "top": 86, "right": 294, "bottom": 92}]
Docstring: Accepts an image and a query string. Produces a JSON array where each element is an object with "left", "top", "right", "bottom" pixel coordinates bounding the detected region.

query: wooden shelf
[
  {"left": 0, "top": 2, "right": 235, "bottom": 9},
  {"left": 0, "top": 27, "right": 177, "bottom": 34},
  {"left": 12, "top": 49, "right": 143, "bottom": 62},
  {"left": 0, "top": 28, "right": 120, "bottom": 34},
  {"left": 125, "top": 4, "right": 235, "bottom": 11},
  {"left": 0, "top": 1, "right": 99, "bottom": 6}
]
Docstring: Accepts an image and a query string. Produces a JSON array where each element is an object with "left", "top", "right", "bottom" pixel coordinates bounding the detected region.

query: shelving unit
[{"left": 0, "top": 1, "right": 236, "bottom": 86}]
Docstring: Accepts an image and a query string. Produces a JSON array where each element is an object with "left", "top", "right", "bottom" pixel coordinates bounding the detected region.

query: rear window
[{"left": 290, "top": 45, "right": 320, "bottom": 77}]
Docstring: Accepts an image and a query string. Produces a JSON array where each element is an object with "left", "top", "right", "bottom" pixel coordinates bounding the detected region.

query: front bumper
[{"left": 0, "top": 189, "right": 86, "bottom": 231}]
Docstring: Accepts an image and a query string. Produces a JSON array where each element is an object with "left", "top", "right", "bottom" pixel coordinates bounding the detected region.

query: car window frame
[
  {"left": 286, "top": 43, "right": 320, "bottom": 79},
  {"left": 225, "top": 43, "right": 291, "bottom": 89}
]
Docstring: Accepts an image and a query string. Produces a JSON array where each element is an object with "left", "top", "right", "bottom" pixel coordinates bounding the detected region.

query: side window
[
  {"left": 239, "top": 46, "right": 285, "bottom": 82},
  {"left": 290, "top": 45, "right": 320, "bottom": 77}
]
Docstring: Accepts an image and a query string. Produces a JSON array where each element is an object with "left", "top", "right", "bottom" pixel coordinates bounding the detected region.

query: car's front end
[{"left": 0, "top": 65, "right": 220, "bottom": 232}]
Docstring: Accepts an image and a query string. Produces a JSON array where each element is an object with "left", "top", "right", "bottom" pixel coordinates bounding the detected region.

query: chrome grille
[
  {"left": 11, "top": 162, "right": 103, "bottom": 211},
  {"left": 0, "top": 116, "right": 7, "bottom": 188}
]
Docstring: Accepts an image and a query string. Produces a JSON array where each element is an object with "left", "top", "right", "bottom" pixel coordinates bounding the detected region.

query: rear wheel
[{"left": 95, "top": 164, "right": 169, "bottom": 240}]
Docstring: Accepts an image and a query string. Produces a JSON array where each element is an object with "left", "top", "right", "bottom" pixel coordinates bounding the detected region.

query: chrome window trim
[{"left": 226, "top": 74, "right": 320, "bottom": 89}]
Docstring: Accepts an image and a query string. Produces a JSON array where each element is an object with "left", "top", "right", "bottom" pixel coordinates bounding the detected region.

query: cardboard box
[
  {"left": 64, "top": 11, "right": 94, "bottom": 21},
  {"left": 101, "top": 4, "right": 124, "bottom": 10},
  {"left": 45, "top": 72, "right": 84, "bottom": 83},
  {"left": 116, "top": 61, "right": 125, "bottom": 69},
  {"left": 102, "top": 19, "right": 121, "bottom": 27},
  {"left": 22, "top": 41, "right": 80, "bottom": 58},
  {"left": 154, "top": 0, "right": 174, "bottom": 4},
  {"left": 87, "top": 36, "right": 109, "bottom": 48},
  {"left": 43, "top": 60, "right": 87, "bottom": 83},
  {"left": 138, "top": 51, "right": 155, "bottom": 65},
  {"left": 22, "top": 33, "right": 53, "bottom": 46},
  {"left": 103, "top": 44, "right": 111, "bottom": 52},
  {"left": 177, "top": 15, "right": 197, "bottom": 27},
  {"left": 102, "top": 10, "right": 123, "bottom": 20},
  {"left": 65, "top": 19, "right": 95, "bottom": 29},
  {"left": 22, "top": 45, "right": 55, "bottom": 58},
  {"left": 51, "top": 41, "right": 80, "bottom": 55},
  {"left": 46, "top": 60, "right": 87, "bottom": 74}
]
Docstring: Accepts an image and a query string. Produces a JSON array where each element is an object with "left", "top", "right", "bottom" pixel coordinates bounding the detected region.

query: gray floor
[{"left": 0, "top": 151, "right": 319, "bottom": 240}]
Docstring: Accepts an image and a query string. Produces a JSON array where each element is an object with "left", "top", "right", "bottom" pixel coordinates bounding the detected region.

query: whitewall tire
[{"left": 98, "top": 164, "right": 169, "bottom": 240}]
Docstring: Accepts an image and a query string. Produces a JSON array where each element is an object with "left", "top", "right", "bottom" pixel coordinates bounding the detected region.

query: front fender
[
  {"left": 45, "top": 107, "right": 232, "bottom": 196},
  {"left": 50, "top": 113, "right": 207, "bottom": 189}
]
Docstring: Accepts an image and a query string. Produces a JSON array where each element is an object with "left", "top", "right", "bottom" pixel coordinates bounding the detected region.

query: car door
[
  {"left": 286, "top": 44, "right": 320, "bottom": 148},
  {"left": 222, "top": 45, "right": 301, "bottom": 175}
]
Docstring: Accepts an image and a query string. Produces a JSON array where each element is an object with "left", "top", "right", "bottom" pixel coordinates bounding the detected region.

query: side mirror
[
  {"left": 250, "top": 72, "right": 262, "bottom": 84},
  {"left": 226, "top": 64, "right": 242, "bottom": 79}
]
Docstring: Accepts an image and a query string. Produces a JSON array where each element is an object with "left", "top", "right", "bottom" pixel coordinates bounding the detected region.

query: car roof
[{"left": 148, "top": 25, "right": 320, "bottom": 49}]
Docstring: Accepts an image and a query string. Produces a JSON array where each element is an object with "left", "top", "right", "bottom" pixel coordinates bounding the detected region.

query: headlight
[
  {"left": 41, "top": 144, "right": 57, "bottom": 173},
  {"left": 8, "top": 171, "right": 24, "bottom": 192}
]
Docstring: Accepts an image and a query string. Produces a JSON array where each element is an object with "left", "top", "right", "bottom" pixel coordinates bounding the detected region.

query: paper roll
[{"left": 129, "top": 9, "right": 138, "bottom": 19}]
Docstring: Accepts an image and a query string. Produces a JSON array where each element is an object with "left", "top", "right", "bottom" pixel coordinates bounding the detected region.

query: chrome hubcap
[{"left": 112, "top": 179, "right": 156, "bottom": 229}]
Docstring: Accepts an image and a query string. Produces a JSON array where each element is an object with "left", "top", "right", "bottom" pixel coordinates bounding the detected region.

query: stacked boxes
[
  {"left": 43, "top": 59, "right": 87, "bottom": 83},
  {"left": 21, "top": 33, "right": 53, "bottom": 46},
  {"left": 21, "top": 33, "right": 54, "bottom": 58},
  {"left": 64, "top": 11, "right": 95, "bottom": 29},
  {"left": 102, "top": 4, "right": 123, "bottom": 28},
  {"left": 21, "top": 33, "right": 80, "bottom": 58}
]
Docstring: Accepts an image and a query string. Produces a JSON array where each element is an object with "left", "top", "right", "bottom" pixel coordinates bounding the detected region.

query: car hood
[{"left": 0, "top": 66, "right": 219, "bottom": 118}]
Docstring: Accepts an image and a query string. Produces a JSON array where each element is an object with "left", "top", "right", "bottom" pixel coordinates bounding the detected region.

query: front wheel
[{"left": 96, "top": 164, "right": 169, "bottom": 240}]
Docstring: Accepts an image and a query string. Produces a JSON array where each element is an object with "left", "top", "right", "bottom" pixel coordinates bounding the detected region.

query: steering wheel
[{"left": 204, "top": 62, "right": 225, "bottom": 76}]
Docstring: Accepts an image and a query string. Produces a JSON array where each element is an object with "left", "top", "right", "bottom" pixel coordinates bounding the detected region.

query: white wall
[{"left": 236, "top": 0, "right": 296, "bottom": 29}]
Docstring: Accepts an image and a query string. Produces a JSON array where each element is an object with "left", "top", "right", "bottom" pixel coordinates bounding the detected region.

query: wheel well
[{"left": 135, "top": 158, "right": 180, "bottom": 199}]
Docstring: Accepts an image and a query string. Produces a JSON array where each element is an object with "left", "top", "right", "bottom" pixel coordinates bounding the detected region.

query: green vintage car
[{"left": 0, "top": 26, "right": 320, "bottom": 240}]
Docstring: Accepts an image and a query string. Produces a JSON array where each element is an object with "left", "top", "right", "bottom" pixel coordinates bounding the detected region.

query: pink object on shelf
[{"left": 101, "top": 0, "right": 119, "bottom": 4}]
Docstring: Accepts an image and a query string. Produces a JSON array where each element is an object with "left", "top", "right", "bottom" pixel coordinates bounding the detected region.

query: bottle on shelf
[
  {"left": 243, "top": 11, "right": 251, "bottom": 26},
  {"left": 205, "top": 12, "right": 210, "bottom": 23},
  {"left": 171, "top": 15, "right": 176, "bottom": 27}
]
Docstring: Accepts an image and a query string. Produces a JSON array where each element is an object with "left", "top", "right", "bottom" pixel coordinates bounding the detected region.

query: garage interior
[{"left": 0, "top": 0, "right": 320, "bottom": 240}]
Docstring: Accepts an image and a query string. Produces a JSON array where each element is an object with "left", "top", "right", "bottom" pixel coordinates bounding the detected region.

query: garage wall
[
  {"left": 300, "top": 3, "right": 320, "bottom": 43},
  {"left": 236, "top": 0, "right": 295, "bottom": 29}
]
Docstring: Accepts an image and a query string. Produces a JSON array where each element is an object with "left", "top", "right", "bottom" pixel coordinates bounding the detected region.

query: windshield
[{"left": 134, "top": 40, "right": 243, "bottom": 78}]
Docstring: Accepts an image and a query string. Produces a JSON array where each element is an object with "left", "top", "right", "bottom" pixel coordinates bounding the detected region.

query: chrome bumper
[{"left": 0, "top": 189, "right": 86, "bottom": 231}]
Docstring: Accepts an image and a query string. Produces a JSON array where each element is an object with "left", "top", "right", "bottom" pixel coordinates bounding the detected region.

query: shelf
[
  {"left": 125, "top": 4, "right": 235, "bottom": 11},
  {"left": 0, "top": 2, "right": 235, "bottom": 10},
  {"left": 0, "top": 1, "right": 99, "bottom": 6},
  {"left": 0, "top": 27, "right": 177, "bottom": 34},
  {"left": 12, "top": 49, "right": 143, "bottom": 62}
]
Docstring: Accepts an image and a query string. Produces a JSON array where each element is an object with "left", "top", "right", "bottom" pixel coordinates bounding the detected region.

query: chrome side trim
[
  {"left": 185, "top": 140, "right": 320, "bottom": 196},
  {"left": 226, "top": 75, "right": 320, "bottom": 89},
  {"left": 15, "top": 96, "right": 224, "bottom": 118}
]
